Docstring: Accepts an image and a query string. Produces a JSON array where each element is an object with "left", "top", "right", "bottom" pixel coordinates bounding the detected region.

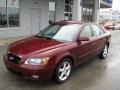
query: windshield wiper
[
  {"left": 35, "top": 35, "right": 52, "bottom": 40},
  {"left": 43, "top": 36, "right": 52, "bottom": 39},
  {"left": 35, "top": 35, "right": 44, "bottom": 38}
]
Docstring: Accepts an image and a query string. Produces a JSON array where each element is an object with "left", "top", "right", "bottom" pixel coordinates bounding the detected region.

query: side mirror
[{"left": 79, "top": 37, "right": 89, "bottom": 41}]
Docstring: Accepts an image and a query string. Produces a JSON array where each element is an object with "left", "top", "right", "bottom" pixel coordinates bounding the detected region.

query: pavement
[
  {"left": 0, "top": 30, "right": 120, "bottom": 90},
  {"left": 0, "top": 36, "right": 28, "bottom": 45}
]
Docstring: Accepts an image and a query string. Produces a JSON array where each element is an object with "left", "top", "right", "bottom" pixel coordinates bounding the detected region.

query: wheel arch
[
  {"left": 52, "top": 55, "right": 75, "bottom": 80},
  {"left": 60, "top": 56, "right": 75, "bottom": 67}
]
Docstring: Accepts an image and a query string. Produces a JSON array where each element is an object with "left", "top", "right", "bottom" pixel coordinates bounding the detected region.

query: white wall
[
  {"left": 72, "top": 0, "right": 82, "bottom": 21},
  {"left": 0, "top": 0, "right": 49, "bottom": 38},
  {"left": 55, "top": 0, "right": 65, "bottom": 21}
]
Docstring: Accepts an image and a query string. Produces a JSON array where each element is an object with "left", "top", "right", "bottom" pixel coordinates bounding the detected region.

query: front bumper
[{"left": 4, "top": 58, "right": 55, "bottom": 80}]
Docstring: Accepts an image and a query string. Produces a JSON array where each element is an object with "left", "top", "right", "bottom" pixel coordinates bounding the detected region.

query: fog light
[{"left": 32, "top": 75, "right": 39, "bottom": 79}]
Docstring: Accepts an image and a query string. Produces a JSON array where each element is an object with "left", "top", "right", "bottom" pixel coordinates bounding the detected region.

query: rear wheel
[
  {"left": 99, "top": 44, "right": 109, "bottom": 59},
  {"left": 54, "top": 58, "right": 72, "bottom": 83}
]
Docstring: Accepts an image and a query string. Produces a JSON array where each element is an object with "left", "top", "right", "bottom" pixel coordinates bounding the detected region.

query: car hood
[{"left": 9, "top": 36, "right": 67, "bottom": 55}]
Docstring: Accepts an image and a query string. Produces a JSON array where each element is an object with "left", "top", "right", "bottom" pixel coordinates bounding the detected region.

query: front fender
[{"left": 53, "top": 51, "right": 77, "bottom": 68}]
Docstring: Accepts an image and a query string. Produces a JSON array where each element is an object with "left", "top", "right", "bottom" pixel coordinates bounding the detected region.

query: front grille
[{"left": 7, "top": 53, "right": 21, "bottom": 64}]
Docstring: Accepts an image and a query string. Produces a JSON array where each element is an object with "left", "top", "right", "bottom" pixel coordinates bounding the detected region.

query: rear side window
[
  {"left": 80, "top": 25, "right": 92, "bottom": 37},
  {"left": 91, "top": 24, "right": 104, "bottom": 36}
]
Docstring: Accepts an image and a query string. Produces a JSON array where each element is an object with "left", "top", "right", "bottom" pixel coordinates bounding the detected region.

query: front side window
[
  {"left": 0, "top": 0, "right": 20, "bottom": 28},
  {"left": 80, "top": 25, "right": 92, "bottom": 37},
  {"left": 36, "top": 24, "right": 81, "bottom": 42},
  {"left": 91, "top": 24, "right": 104, "bottom": 36}
]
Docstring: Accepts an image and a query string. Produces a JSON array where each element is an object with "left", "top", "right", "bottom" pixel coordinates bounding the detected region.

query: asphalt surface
[{"left": 0, "top": 30, "right": 120, "bottom": 90}]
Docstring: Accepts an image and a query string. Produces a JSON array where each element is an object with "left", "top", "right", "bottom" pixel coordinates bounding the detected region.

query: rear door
[
  {"left": 90, "top": 24, "right": 107, "bottom": 56},
  {"left": 74, "top": 24, "right": 95, "bottom": 65}
]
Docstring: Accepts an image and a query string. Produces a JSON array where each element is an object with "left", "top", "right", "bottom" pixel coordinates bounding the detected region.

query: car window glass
[
  {"left": 41, "top": 25, "right": 60, "bottom": 36},
  {"left": 37, "top": 24, "right": 81, "bottom": 42},
  {"left": 91, "top": 25, "right": 104, "bottom": 36},
  {"left": 80, "top": 25, "right": 92, "bottom": 37},
  {"left": 53, "top": 24, "right": 81, "bottom": 41}
]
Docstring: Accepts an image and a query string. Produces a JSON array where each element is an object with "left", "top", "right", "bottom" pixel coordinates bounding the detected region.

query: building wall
[
  {"left": 56, "top": 0, "right": 83, "bottom": 21},
  {"left": 72, "top": 0, "right": 82, "bottom": 21},
  {"left": 0, "top": 0, "right": 112, "bottom": 38},
  {"left": 0, "top": 0, "right": 49, "bottom": 38},
  {"left": 55, "top": 0, "right": 65, "bottom": 21}
]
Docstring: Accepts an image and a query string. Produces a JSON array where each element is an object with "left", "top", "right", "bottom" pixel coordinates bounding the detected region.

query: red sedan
[
  {"left": 104, "top": 24, "right": 114, "bottom": 30},
  {"left": 4, "top": 21, "right": 111, "bottom": 83}
]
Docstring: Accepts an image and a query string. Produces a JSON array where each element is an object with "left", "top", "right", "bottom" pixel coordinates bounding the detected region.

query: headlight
[{"left": 25, "top": 57, "right": 50, "bottom": 65}]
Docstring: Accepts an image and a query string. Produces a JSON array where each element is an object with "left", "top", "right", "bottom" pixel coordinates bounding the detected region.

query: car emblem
[{"left": 9, "top": 56, "right": 14, "bottom": 60}]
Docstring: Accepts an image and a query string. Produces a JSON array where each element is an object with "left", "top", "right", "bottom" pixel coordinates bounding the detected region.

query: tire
[
  {"left": 99, "top": 44, "right": 109, "bottom": 59},
  {"left": 54, "top": 58, "right": 72, "bottom": 83}
]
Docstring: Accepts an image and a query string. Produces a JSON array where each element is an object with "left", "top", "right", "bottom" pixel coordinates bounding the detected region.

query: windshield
[{"left": 36, "top": 24, "right": 81, "bottom": 42}]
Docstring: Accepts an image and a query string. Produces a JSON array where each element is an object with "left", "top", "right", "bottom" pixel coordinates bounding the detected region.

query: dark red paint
[{"left": 4, "top": 21, "right": 111, "bottom": 80}]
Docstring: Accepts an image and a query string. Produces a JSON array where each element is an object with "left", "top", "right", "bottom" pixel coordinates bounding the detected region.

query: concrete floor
[{"left": 0, "top": 30, "right": 120, "bottom": 90}]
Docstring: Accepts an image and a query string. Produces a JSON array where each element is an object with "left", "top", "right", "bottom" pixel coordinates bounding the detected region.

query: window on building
[
  {"left": 82, "top": 0, "right": 94, "bottom": 22},
  {"left": 82, "top": 7, "right": 93, "bottom": 22},
  {"left": 64, "top": 0, "right": 73, "bottom": 20},
  {"left": 0, "top": 0, "right": 7, "bottom": 28},
  {"left": 0, "top": 0, "right": 20, "bottom": 28},
  {"left": 49, "top": 0, "right": 56, "bottom": 24}
]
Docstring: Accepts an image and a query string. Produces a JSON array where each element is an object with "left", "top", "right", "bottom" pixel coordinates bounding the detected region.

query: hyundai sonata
[{"left": 4, "top": 21, "right": 111, "bottom": 83}]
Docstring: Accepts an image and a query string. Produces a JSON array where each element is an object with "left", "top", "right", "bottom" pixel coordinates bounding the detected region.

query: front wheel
[
  {"left": 99, "top": 44, "right": 109, "bottom": 59},
  {"left": 54, "top": 58, "right": 72, "bottom": 83}
]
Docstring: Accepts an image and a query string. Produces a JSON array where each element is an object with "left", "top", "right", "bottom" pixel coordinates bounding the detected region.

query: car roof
[
  {"left": 55, "top": 20, "right": 84, "bottom": 25},
  {"left": 54, "top": 20, "right": 99, "bottom": 26}
]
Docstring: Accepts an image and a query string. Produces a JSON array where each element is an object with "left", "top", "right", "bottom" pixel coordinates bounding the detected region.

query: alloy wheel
[
  {"left": 103, "top": 45, "right": 108, "bottom": 58},
  {"left": 58, "top": 61, "right": 71, "bottom": 81}
]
